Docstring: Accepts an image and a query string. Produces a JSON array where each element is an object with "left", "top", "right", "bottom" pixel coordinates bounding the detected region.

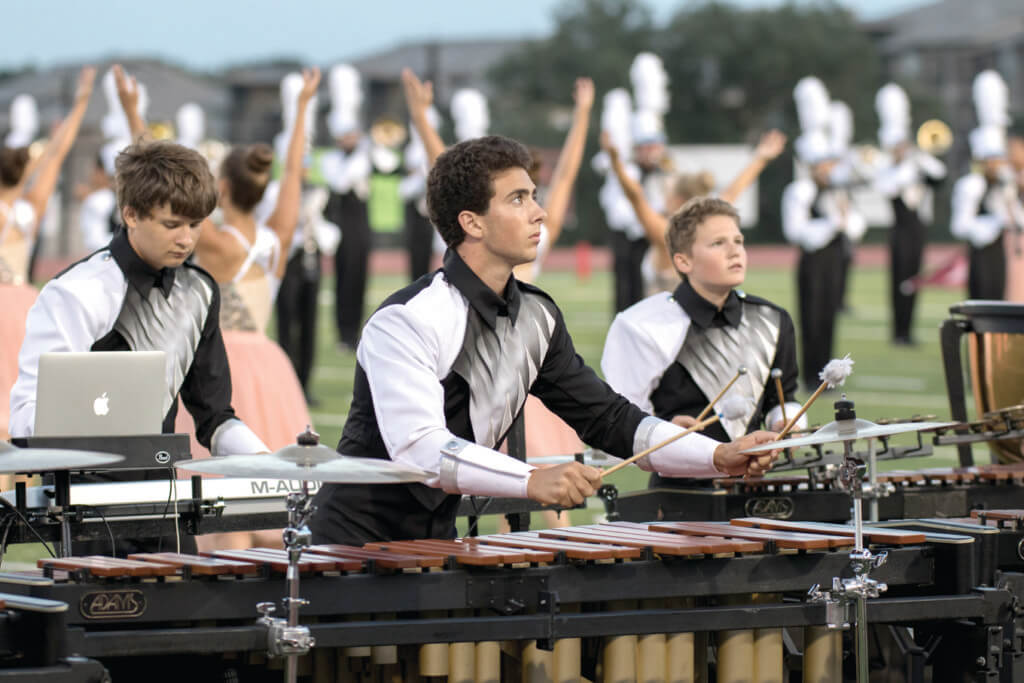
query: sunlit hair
[
  {"left": 220, "top": 144, "right": 273, "bottom": 212},
  {"left": 115, "top": 140, "right": 218, "bottom": 220},
  {"left": 667, "top": 195, "right": 740, "bottom": 258},
  {"left": 427, "top": 135, "right": 533, "bottom": 248},
  {"left": 0, "top": 147, "right": 30, "bottom": 187}
]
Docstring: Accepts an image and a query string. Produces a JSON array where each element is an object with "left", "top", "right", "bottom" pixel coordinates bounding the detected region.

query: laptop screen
[{"left": 34, "top": 351, "right": 166, "bottom": 437}]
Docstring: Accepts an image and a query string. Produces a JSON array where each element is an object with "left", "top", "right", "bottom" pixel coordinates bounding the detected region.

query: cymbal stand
[
  {"left": 808, "top": 397, "right": 888, "bottom": 683},
  {"left": 256, "top": 479, "right": 316, "bottom": 683},
  {"left": 52, "top": 470, "right": 73, "bottom": 557}
]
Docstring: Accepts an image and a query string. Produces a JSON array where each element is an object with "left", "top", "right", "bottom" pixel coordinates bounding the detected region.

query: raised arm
[
  {"left": 266, "top": 67, "right": 321, "bottom": 278},
  {"left": 600, "top": 130, "right": 668, "bottom": 243},
  {"left": 22, "top": 67, "right": 95, "bottom": 223},
  {"left": 402, "top": 68, "right": 446, "bottom": 166},
  {"left": 720, "top": 129, "right": 786, "bottom": 204},
  {"left": 113, "top": 65, "right": 147, "bottom": 141},
  {"left": 543, "top": 77, "right": 594, "bottom": 244}
]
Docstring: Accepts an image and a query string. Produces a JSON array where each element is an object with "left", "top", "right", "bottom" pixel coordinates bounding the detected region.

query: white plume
[{"left": 819, "top": 354, "right": 854, "bottom": 389}]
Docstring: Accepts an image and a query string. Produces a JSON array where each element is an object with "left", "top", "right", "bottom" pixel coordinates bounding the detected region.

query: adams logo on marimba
[
  {"left": 744, "top": 496, "right": 795, "bottom": 519},
  {"left": 80, "top": 589, "right": 146, "bottom": 619}
]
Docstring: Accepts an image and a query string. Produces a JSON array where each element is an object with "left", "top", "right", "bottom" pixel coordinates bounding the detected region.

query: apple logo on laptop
[{"left": 93, "top": 392, "right": 110, "bottom": 417}]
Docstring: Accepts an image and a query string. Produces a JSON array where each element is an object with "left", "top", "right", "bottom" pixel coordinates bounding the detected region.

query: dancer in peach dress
[{"left": 1, "top": 67, "right": 95, "bottom": 441}]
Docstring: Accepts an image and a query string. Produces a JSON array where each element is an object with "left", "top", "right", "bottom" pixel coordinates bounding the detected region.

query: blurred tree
[
  {"left": 660, "top": 1, "right": 883, "bottom": 241},
  {"left": 488, "top": 0, "right": 658, "bottom": 245},
  {"left": 487, "top": 0, "right": 888, "bottom": 244}
]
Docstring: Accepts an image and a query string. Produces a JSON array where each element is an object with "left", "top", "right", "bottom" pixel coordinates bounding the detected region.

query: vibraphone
[
  {"left": 1, "top": 518, "right": 1021, "bottom": 682},
  {"left": 615, "top": 464, "right": 1024, "bottom": 524}
]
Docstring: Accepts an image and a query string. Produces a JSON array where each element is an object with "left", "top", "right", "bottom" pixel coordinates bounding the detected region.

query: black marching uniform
[
  {"left": 602, "top": 279, "right": 801, "bottom": 489},
  {"left": 276, "top": 194, "right": 322, "bottom": 396},
  {"left": 322, "top": 139, "right": 372, "bottom": 348},
  {"left": 782, "top": 177, "right": 852, "bottom": 390},
  {"left": 951, "top": 172, "right": 1013, "bottom": 300},
  {"left": 874, "top": 151, "right": 946, "bottom": 341}
]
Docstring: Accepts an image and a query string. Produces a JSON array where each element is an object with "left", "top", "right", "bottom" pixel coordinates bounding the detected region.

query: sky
[{"left": 5, "top": 0, "right": 932, "bottom": 72}]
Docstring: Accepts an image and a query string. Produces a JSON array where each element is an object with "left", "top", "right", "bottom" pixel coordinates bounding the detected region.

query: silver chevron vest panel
[
  {"left": 677, "top": 302, "right": 782, "bottom": 439},
  {"left": 451, "top": 293, "right": 555, "bottom": 449},
  {"left": 113, "top": 268, "right": 214, "bottom": 416}
]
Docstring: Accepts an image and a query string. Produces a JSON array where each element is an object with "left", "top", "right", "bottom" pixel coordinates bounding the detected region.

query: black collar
[
  {"left": 672, "top": 278, "right": 742, "bottom": 330},
  {"left": 442, "top": 248, "right": 521, "bottom": 328},
  {"left": 109, "top": 229, "right": 176, "bottom": 299}
]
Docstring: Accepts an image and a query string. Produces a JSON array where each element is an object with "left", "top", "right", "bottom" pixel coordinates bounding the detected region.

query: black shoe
[{"left": 892, "top": 336, "right": 917, "bottom": 347}]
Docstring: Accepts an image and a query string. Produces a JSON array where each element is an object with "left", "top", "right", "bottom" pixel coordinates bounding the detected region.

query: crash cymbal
[
  {"left": 174, "top": 450, "right": 431, "bottom": 484},
  {"left": 0, "top": 447, "right": 124, "bottom": 473},
  {"left": 741, "top": 418, "right": 954, "bottom": 455}
]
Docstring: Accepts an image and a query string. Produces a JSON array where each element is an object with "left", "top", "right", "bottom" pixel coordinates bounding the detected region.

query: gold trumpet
[
  {"left": 27, "top": 138, "right": 49, "bottom": 160},
  {"left": 369, "top": 115, "right": 407, "bottom": 149},
  {"left": 917, "top": 119, "right": 953, "bottom": 155},
  {"left": 148, "top": 121, "right": 175, "bottom": 141}
]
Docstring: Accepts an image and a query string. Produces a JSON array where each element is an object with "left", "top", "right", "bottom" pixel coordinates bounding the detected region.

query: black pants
[
  {"left": 310, "top": 482, "right": 461, "bottom": 545},
  {"left": 405, "top": 201, "right": 435, "bottom": 282},
  {"left": 968, "top": 234, "right": 1006, "bottom": 300},
  {"left": 276, "top": 247, "right": 320, "bottom": 390},
  {"left": 610, "top": 230, "right": 649, "bottom": 312},
  {"left": 797, "top": 236, "right": 847, "bottom": 389},
  {"left": 890, "top": 216, "right": 926, "bottom": 341},
  {"left": 331, "top": 201, "right": 372, "bottom": 346}
]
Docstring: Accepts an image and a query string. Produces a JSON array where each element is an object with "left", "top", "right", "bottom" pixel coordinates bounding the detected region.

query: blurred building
[{"left": 865, "top": 0, "right": 1024, "bottom": 170}]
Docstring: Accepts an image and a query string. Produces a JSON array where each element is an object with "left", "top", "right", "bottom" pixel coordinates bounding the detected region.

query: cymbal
[
  {"left": 174, "top": 448, "right": 431, "bottom": 484},
  {"left": 0, "top": 447, "right": 124, "bottom": 473},
  {"left": 741, "top": 418, "right": 954, "bottom": 455}
]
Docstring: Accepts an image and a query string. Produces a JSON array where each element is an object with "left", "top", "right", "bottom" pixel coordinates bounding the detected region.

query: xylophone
[
  {"left": 615, "top": 463, "right": 1024, "bottom": 524},
  {"left": 1, "top": 518, "right": 1020, "bottom": 682}
]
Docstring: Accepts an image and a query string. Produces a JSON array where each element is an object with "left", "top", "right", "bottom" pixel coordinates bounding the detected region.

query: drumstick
[
  {"left": 776, "top": 355, "right": 854, "bottom": 440},
  {"left": 601, "top": 416, "right": 720, "bottom": 477},
  {"left": 694, "top": 366, "right": 747, "bottom": 422},
  {"left": 771, "top": 368, "right": 788, "bottom": 426},
  {"left": 602, "top": 395, "right": 751, "bottom": 478}
]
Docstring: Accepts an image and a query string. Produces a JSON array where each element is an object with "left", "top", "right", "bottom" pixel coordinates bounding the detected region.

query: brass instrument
[
  {"left": 148, "top": 121, "right": 175, "bottom": 141},
  {"left": 917, "top": 119, "right": 953, "bottom": 155},
  {"left": 26, "top": 138, "right": 49, "bottom": 160},
  {"left": 369, "top": 115, "right": 407, "bottom": 149}
]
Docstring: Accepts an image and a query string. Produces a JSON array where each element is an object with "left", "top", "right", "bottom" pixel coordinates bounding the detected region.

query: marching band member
[
  {"left": 601, "top": 196, "right": 803, "bottom": 491},
  {"left": 1007, "top": 128, "right": 1024, "bottom": 302},
  {"left": 782, "top": 77, "right": 861, "bottom": 391},
  {"left": 400, "top": 104, "right": 442, "bottom": 281},
  {"left": 951, "top": 125, "right": 1016, "bottom": 300},
  {"left": 309, "top": 134, "right": 779, "bottom": 546},
  {"left": 873, "top": 84, "right": 946, "bottom": 343},
  {"left": 262, "top": 74, "right": 334, "bottom": 405},
  {"left": 9, "top": 66, "right": 269, "bottom": 463},
  {"left": 952, "top": 69, "right": 1019, "bottom": 301},
  {"left": 2, "top": 68, "right": 95, "bottom": 441},
  {"left": 322, "top": 63, "right": 372, "bottom": 351}
]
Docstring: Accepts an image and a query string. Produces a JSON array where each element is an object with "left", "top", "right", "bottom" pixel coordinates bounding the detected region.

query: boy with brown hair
[
  {"left": 10, "top": 134, "right": 268, "bottom": 458},
  {"left": 602, "top": 196, "right": 803, "bottom": 488}
]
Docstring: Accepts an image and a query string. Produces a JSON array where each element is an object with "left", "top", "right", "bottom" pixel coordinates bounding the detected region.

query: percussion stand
[
  {"left": 256, "top": 480, "right": 316, "bottom": 683},
  {"left": 808, "top": 398, "right": 888, "bottom": 683}
]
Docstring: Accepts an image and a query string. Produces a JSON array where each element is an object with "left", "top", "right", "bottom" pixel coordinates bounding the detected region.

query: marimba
[
  {"left": 3, "top": 518, "right": 1020, "bottom": 682},
  {"left": 615, "top": 464, "right": 1024, "bottom": 524}
]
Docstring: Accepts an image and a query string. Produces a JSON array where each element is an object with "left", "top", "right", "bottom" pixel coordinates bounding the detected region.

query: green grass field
[{"left": 2, "top": 261, "right": 978, "bottom": 565}]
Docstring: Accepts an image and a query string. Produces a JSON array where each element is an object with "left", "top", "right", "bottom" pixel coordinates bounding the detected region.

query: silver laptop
[{"left": 35, "top": 351, "right": 166, "bottom": 437}]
